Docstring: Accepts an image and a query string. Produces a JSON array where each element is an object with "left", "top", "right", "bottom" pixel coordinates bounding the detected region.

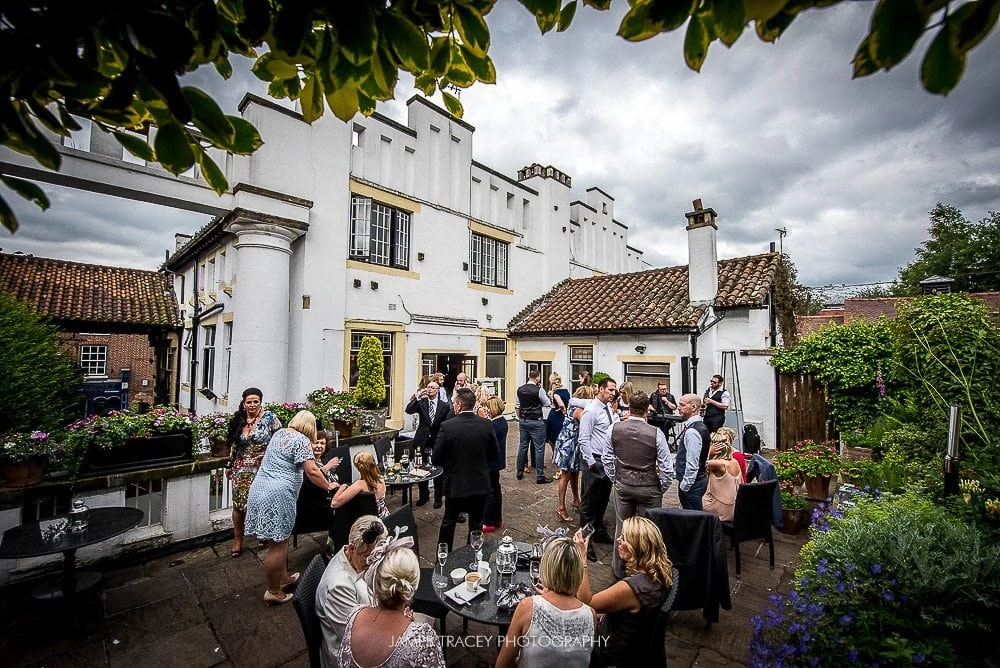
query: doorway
[{"left": 421, "top": 353, "right": 477, "bottom": 397}]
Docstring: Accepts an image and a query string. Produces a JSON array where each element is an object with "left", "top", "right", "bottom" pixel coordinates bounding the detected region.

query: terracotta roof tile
[
  {"left": 509, "top": 252, "right": 779, "bottom": 335},
  {"left": 0, "top": 253, "right": 180, "bottom": 327}
]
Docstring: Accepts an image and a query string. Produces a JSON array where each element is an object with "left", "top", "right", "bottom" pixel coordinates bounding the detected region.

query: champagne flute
[
  {"left": 436, "top": 542, "right": 449, "bottom": 588},
  {"left": 469, "top": 530, "right": 484, "bottom": 571},
  {"left": 529, "top": 558, "right": 541, "bottom": 587}
]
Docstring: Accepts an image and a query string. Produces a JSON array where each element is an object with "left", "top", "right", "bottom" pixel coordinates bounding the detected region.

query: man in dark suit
[
  {"left": 405, "top": 379, "right": 452, "bottom": 506},
  {"left": 432, "top": 387, "right": 497, "bottom": 550}
]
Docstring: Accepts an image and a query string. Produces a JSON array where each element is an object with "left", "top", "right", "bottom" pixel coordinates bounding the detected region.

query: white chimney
[{"left": 686, "top": 198, "right": 718, "bottom": 305}]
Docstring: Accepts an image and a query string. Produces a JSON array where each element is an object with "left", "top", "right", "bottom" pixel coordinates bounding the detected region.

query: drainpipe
[{"left": 188, "top": 259, "right": 200, "bottom": 415}]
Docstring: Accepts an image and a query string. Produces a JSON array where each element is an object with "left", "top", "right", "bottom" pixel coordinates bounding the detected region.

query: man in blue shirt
[
  {"left": 578, "top": 377, "right": 618, "bottom": 561},
  {"left": 675, "top": 394, "right": 710, "bottom": 510}
]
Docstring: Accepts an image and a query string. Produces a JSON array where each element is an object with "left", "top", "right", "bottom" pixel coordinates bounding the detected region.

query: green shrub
[
  {"left": 751, "top": 492, "right": 1000, "bottom": 665},
  {"left": 0, "top": 291, "right": 82, "bottom": 434},
  {"left": 354, "top": 336, "right": 386, "bottom": 409}
]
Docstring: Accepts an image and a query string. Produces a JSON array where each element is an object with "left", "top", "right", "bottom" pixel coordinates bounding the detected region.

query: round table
[
  {"left": 0, "top": 506, "right": 144, "bottom": 599},
  {"left": 435, "top": 541, "right": 536, "bottom": 633},
  {"left": 384, "top": 466, "right": 443, "bottom": 506}
]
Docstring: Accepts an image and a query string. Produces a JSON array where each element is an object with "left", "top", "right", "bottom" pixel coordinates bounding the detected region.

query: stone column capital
[{"left": 224, "top": 207, "right": 309, "bottom": 253}]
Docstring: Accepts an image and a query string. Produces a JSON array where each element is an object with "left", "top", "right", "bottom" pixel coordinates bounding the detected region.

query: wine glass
[
  {"left": 469, "top": 530, "right": 484, "bottom": 571},
  {"left": 435, "top": 542, "right": 449, "bottom": 588},
  {"left": 530, "top": 542, "right": 543, "bottom": 586}
]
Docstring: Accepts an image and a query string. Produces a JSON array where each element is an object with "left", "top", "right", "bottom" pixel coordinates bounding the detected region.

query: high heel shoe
[
  {"left": 264, "top": 590, "right": 293, "bottom": 605},
  {"left": 281, "top": 572, "right": 300, "bottom": 591},
  {"left": 556, "top": 508, "right": 573, "bottom": 523}
]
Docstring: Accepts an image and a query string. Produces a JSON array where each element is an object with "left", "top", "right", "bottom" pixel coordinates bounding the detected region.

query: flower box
[{"left": 78, "top": 430, "right": 193, "bottom": 477}]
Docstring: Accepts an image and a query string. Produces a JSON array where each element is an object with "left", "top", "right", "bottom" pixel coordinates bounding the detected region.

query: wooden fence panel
[{"left": 778, "top": 373, "right": 830, "bottom": 450}]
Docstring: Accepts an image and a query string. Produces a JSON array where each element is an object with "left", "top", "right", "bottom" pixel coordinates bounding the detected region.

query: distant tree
[
  {"left": 896, "top": 204, "right": 1000, "bottom": 295},
  {"left": 852, "top": 284, "right": 896, "bottom": 299},
  {"left": 1, "top": 1, "right": 997, "bottom": 233}
]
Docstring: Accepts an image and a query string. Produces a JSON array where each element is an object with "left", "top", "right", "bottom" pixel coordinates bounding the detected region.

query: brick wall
[{"left": 59, "top": 331, "right": 159, "bottom": 406}]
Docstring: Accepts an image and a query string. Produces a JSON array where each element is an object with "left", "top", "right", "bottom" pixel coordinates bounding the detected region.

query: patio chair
[
  {"left": 651, "top": 567, "right": 681, "bottom": 667},
  {"left": 330, "top": 491, "right": 377, "bottom": 553},
  {"left": 382, "top": 503, "right": 450, "bottom": 654},
  {"left": 721, "top": 480, "right": 778, "bottom": 576},
  {"left": 292, "top": 553, "right": 327, "bottom": 668},
  {"left": 646, "top": 507, "right": 731, "bottom": 626}
]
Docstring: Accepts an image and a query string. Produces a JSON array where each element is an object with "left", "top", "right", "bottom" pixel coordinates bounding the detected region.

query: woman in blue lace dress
[
  {"left": 245, "top": 409, "right": 337, "bottom": 605},
  {"left": 553, "top": 386, "right": 594, "bottom": 523}
]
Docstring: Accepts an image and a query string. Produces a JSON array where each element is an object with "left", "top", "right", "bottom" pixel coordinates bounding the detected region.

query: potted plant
[
  {"left": 354, "top": 336, "right": 387, "bottom": 433},
  {"left": 778, "top": 482, "right": 809, "bottom": 535},
  {"left": 774, "top": 439, "right": 842, "bottom": 501},
  {"left": 263, "top": 401, "right": 307, "bottom": 427},
  {"left": 65, "top": 406, "right": 194, "bottom": 478},
  {"left": 1, "top": 431, "right": 60, "bottom": 487},
  {"left": 195, "top": 412, "right": 232, "bottom": 457},
  {"left": 306, "top": 387, "right": 360, "bottom": 438}
]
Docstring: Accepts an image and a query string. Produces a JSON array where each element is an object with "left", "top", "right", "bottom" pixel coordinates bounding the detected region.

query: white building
[
  {"left": 165, "top": 95, "right": 648, "bottom": 426},
  {"left": 509, "top": 200, "right": 782, "bottom": 448}
]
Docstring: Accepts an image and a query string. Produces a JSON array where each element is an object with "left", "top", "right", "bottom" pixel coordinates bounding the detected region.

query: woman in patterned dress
[
  {"left": 553, "top": 385, "right": 594, "bottom": 522},
  {"left": 245, "top": 409, "right": 337, "bottom": 605},
  {"left": 226, "top": 387, "right": 281, "bottom": 558}
]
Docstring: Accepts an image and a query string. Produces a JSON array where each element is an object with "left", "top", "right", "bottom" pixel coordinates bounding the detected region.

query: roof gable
[
  {"left": 0, "top": 253, "right": 180, "bottom": 327},
  {"left": 509, "top": 252, "right": 779, "bottom": 336}
]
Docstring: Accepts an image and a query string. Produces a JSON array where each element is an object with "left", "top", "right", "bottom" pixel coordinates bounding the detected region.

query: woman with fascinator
[
  {"left": 339, "top": 531, "right": 446, "bottom": 668},
  {"left": 226, "top": 387, "right": 281, "bottom": 558}
]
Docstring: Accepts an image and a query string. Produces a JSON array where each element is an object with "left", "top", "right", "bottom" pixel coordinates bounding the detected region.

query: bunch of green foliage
[
  {"left": 4, "top": 1, "right": 997, "bottom": 232},
  {"left": 771, "top": 318, "right": 895, "bottom": 431},
  {"left": 262, "top": 402, "right": 308, "bottom": 427},
  {"left": 892, "top": 293, "right": 1000, "bottom": 460},
  {"left": 751, "top": 492, "right": 1000, "bottom": 665},
  {"left": 591, "top": 371, "right": 611, "bottom": 386},
  {"left": 773, "top": 439, "right": 843, "bottom": 479},
  {"left": 354, "top": 336, "right": 387, "bottom": 409},
  {"left": 0, "top": 291, "right": 82, "bottom": 435}
]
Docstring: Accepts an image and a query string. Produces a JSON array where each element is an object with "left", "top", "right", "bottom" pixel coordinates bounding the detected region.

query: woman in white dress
[{"left": 497, "top": 537, "right": 596, "bottom": 668}]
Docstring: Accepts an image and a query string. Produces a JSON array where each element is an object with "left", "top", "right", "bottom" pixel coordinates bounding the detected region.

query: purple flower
[
  {"left": 870, "top": 564, "right": 882, "bottom": 575},
  {"left": 912, "top": 654, "right": 926, "bottom": 664},
  {"left": 839, "top": 613, "right": 853, "bottom": 626},
  {"left": 848, "top": 650, "right": 859, "bottom": 663},
  {"left": 882, "top": 590, "right": 895, "bottom": 602}
]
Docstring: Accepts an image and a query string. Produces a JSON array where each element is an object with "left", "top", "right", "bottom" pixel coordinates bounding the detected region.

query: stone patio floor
[{"left": 0, "top": 430, "right": 806, "bottom": 667}]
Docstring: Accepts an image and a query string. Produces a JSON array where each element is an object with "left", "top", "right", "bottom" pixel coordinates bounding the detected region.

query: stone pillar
[{"left": 226, "top": 210, "right": 307, "bottom": 402}]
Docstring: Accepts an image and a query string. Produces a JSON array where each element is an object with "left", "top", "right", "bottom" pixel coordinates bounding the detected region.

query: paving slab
[{"left": 0, "top": 426, "right": 807, "bottom": 667}]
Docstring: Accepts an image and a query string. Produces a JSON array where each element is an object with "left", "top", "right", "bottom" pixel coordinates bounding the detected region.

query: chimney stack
[{"left": 686, "top": 198, "right": 718, "bottom": 305}]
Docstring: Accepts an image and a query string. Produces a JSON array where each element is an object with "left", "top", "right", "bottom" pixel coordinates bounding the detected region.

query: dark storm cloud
[{"left": 2, "top": 2, "right": 998, "bottom": 289}]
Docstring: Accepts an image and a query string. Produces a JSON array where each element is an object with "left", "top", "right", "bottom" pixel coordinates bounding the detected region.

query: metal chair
[
  {"left": 651, "top": 567, "right": 681, "bottom": 667},
  {"left": 382, "top": 502, "right": 451, "bottom": 652},
  {"left": 292, "top": 553, "right": 327, "bottom": 668},
  {"left": 720, "top": 480, "right": 778, "bottom": 575},
  {"left": 330, "top": 491, "right": 377, "bottom": 553}
]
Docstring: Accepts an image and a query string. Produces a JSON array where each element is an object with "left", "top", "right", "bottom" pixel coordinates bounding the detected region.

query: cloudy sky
[{"left": 2, "top": 2, "right": 998, "bottom": 290}]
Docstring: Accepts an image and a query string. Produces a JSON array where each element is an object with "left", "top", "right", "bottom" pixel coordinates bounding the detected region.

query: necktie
[
  {"left": 604, "top": 404, "right": 613, "bottom": 423},
  {"left": 428, "top": 399, "right": 436, "bottom": 422}
]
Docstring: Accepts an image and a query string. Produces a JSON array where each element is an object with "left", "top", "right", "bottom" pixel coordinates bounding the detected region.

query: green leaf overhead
[
  {"left": 868, "top": 0, "right": 927, "bottom": 69},
  {"left": 153, "top": 122, "right": 196, "bottom": 174},
  {"left": 921, "top": 22, "right": 966, "bottom": 94},
  {"left": 113, "top": 131, "right": 156, "bottom": 162},
  {"left": 1, "top": 0, "right": 997, "bottom": 234}
]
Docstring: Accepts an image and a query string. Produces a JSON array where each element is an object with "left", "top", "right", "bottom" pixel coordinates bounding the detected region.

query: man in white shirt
[
  {"left": 675, "top": 394, "right": 710, "bottom": 511},
  {"left": 703, "top": 374, "right": 731, "bottom": 434},
  {"left": 316, "top": 516, "right": 386, "bottom": 668},
  {"left": 577, "top": 376, "right": 618, "bottom": 561}
]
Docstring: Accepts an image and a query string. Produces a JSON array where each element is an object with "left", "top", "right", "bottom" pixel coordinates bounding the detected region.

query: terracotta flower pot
[
  {"left": 2, "top": 456, "right": 47, "bottom": 487},
  {"left": 804, "top": 475, "right": 832, "bottom": 501},
  {"left": 210, "top": 438, "right": 231, "bottom": 458},
  {"left": 779, "top": 507, "right": 808, "bottom": 535},
  {"left": 332, "top": 419, "right": 353, "bottom": 439}
]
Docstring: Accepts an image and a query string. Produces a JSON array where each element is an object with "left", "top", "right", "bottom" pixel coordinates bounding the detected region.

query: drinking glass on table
[
  {"left": 530, "top": 543, "right": 542, "bottom": 586},
  {"left": 469, "top": 530, "right": 484, "bottom": 570},
  {"left": 435, "top": 542, "right": 449, "bottom": 588}
]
